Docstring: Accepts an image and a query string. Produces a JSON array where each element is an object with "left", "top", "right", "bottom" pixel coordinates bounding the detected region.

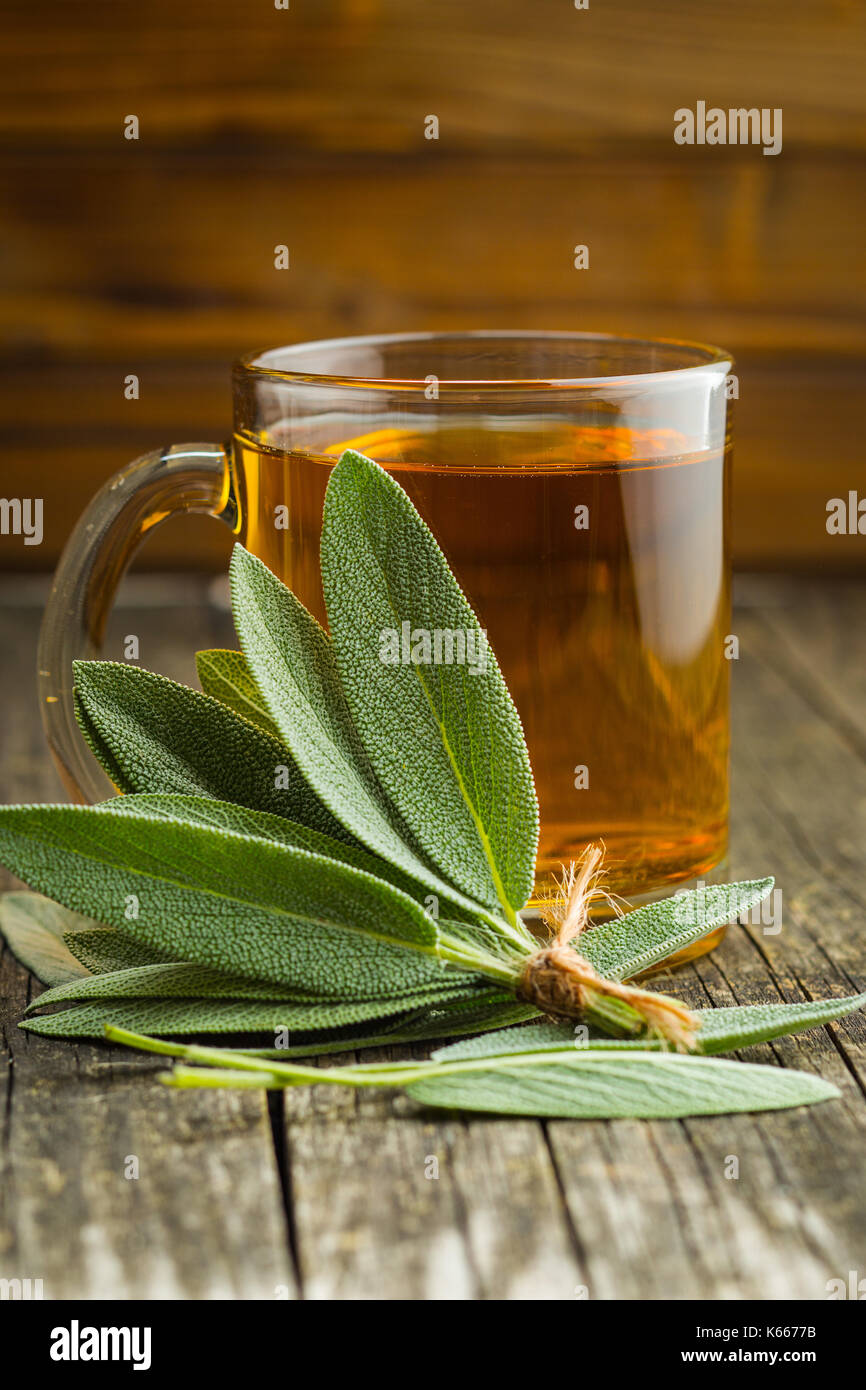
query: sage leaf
[
  {"left": 22, "top": 991, "right": 484, "bottom": 1039},
  {"left": 433, "top": 990, "right": 866, "bottom": 1060},
  {"left": 229, "top": 542, "right": 530, "bottom": 950},
  {"left": 64, "top": 927, "right": 174, "bottom": 975},
  {"left": 0, "top": 799, "right": 484, "bottom": 998},
  {"left": 195, "top": 647, "right": 282, "bottom": 741},
  {"left": 4, "top": 892, "right": 180, "bottom": 976},
  {"left": 106, "top": 1028, "right": 840, "bottom": 1118},
  {"left": 320, "top": 449, "right": 538, "bottom": 918},
  {"left": 25, "top": 962, "right": 499, "bottom": 1014},
  {"left": 100, "top": 791, "right": 475, "bottom": 925},
  {"left": 580, "top": 878, "right": 775, "bottom": 980},
  {"left": 25, "top": 962, "right": 322, "bottom": 1009},
  {"left": 229, "top": 543, "right": 429, "bottom": 869},
  {"left": 685, "top": 994, "right": 866, "bottom": 1051},
  {"left": 404, "top": 1052, "right": 838, "bottom": 1118},
  {"left": 240, "top": 993, "right": 538, "bottom": 1059},
  {"left": 74, "top": 660, "right": 352, "bottom": 844},
  {"left": 0, "top": 891, "right": 91, "bottom": 985}
]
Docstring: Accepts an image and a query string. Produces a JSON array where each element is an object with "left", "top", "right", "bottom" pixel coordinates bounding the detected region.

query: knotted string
[{"left": 517, "top": 845, "right": 699, "bottom": 1051}]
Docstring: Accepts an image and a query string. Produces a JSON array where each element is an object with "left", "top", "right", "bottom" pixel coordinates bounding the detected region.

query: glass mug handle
[{"left": 37, "top": 442, "right": 235, "bottom": 803}]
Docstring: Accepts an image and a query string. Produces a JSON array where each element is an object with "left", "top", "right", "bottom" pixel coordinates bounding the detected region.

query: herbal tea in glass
[{"left": 39, "top": 332, "right": 733, "bottom": 944}]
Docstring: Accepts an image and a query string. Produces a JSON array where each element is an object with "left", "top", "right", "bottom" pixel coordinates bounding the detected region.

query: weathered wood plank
[
  {"left": 2, "top": 159, "right": 862, "bottom": 362},
  {"left": 1, "top": 0, "right": 862, "bottom": 581},
  {"left": 606, "top": 576, "right": 866, "bottom": 1299},
  {"left": 282, "top": 575, "right": 866, "bottom": 1300},
  {"left": 1, "top": 575, "right": 865, "bottom": 1300},
  {"left": 546, "top": 941, "right": 866, "bottom": 1299},
  {"left": 0, "top": 965, "right": 296, "bottom": 1300},
  {"left": 283, "top": 1047, "right": 582, "bottom": 1300},
  {"left": 0, "top": 597, "right": 294, "bottom": 1300},
  {"left": 731, "top": 598, "right": 866, "bottom": 936},
  {"left": 736, "top": 578, "right": 866, "bottom": 752},
  {"left": 545, "top": 985, "right": 866, "bottom": 1298},
  {"left": 1, "top": 0, "right": 863, "bottom": 153}
]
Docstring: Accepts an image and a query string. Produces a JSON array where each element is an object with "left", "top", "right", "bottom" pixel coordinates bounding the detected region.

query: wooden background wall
[{"left": 1, "top": 0, "right": 864, "bottom": 570}]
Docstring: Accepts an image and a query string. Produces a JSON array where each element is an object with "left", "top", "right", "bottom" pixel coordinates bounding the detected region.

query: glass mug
[{"left": 39, "top": 331, "right": 733, "bottom": 941}]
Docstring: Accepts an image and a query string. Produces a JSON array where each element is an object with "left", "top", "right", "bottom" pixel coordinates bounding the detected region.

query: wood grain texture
[
  {"left": 0, "top": 595, "right": 296, "bottom": 1300},
  {"left": 0, "top": 2, "right": 863, "bottom": 570},
  {"left": 285, "top": 1062, "right": 583, "bottom": 1300},
  {"left": 276, "top": 574, "right": 866, "bottom": 1300},
  {"left": 1, "top": 0, "right": 864, "bottom": 152},
  {"left": 2, "top": 158, "right": 863, "bottom": 360}
]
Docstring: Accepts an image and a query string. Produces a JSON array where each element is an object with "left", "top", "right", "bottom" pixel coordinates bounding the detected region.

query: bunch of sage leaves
[{"left": 0, "top": 450, "right": 860, "bottom": 1118}]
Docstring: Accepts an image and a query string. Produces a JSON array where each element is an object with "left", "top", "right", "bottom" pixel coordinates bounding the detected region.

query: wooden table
[{"left": 1, "top": 572, "right": 864, "bottom": 1300}]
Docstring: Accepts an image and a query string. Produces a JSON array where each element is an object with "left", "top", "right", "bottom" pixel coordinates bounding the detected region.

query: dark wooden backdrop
[{"left": 1, "top": 0, "right": 864, "bottom": 570}]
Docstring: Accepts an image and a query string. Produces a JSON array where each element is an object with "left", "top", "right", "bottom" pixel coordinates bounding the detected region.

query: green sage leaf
[
  {"left": 22, "top": 991, "right": 482, "bottom": 1039},
  {"left": 433, "top": 991, "right": 866, "bottom": 1060},
  {"left": 580, "top": 878, "right": 775, "bottom": 980},
  {"left": 63, "top": 927, "right": 173, "bottom": 975},
  {"left": 195, "top": 647, "right": 282, "bottom": 741},
  {"left": 1, "top": 893, "right": 180, "bottom": 976},
  {"left": 74, "top": 660, "right": 352, "bottom": 843},
  {"left": 240, "top": 993, "right": 538, "bottom": 1058},
  {"left": 229, "top": 543, "right": 426, "bottom": 867},
  {"left": 0, "top": 799, "right": 471, "bottom": 998},
  {"left": 25, "top": 961, "right": 500, "bottom": 1014},
  {"left": 229, "top": 543, "right": 528, "bottom": 950},
  {"left": 100, "top": 792, "right": 475, "bottom": 925},
  {"left": 0, "top": 891, "right": 91, "bottom": 985},
  {"left": 112, "top": 1029, "right": 839, "bottom": 1118},
  {"left": 320, "top": 449, "right": 538, "bottom": 918},
  {"left": 25, "top": 962, "right": 320, "bottom": 1009},
  {"left": 405, "top": 1052, "right": 838, "bottom": 1119}
]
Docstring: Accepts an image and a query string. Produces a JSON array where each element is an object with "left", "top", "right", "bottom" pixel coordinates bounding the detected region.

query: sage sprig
[
  {"left": 103, "top": 1026, "right": 842, "bottom": 1120},
  {"left": 0, "top": 446, "right": 861, "bottom": 1119}
]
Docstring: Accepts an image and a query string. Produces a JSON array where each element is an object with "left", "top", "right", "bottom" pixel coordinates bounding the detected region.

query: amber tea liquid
[{"left": 233, "top": 423, "right": 730, "bottom": 903}]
